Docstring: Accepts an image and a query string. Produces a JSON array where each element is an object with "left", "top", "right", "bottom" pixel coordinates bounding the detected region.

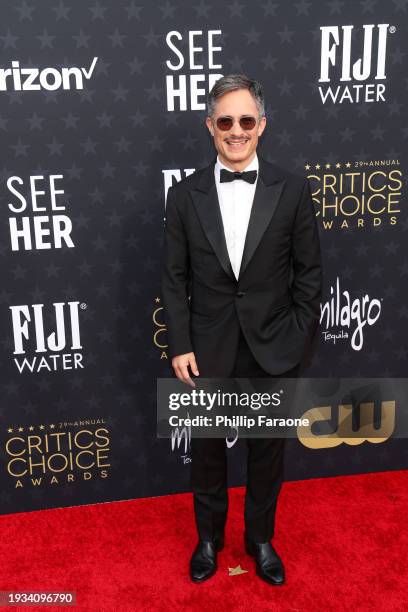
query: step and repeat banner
[{"left": 0, "top": 1, "right": 407, "bottom": 514}]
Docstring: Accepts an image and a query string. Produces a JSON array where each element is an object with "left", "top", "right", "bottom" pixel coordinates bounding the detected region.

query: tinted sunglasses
[{"left": 215, "top": 115, "right": 257, "bottom": 131}]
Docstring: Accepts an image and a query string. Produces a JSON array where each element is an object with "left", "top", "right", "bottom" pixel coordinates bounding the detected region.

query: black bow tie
[{"left": 220, "top": 168, "right": 258, "bottom": 184}]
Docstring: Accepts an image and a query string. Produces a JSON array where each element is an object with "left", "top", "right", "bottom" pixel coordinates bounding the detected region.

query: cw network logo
[{"left": 0, "top": 57, "right": 98, "bottom": 91}]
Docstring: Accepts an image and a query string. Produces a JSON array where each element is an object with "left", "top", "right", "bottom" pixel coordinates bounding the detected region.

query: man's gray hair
[{"left": 207, "top": 74, "right": 265, "bottom": 118}]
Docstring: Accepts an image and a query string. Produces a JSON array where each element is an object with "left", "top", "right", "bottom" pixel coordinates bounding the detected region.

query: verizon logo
[{"left": 0, "top": 57, "right": 98, "bottom": 91}]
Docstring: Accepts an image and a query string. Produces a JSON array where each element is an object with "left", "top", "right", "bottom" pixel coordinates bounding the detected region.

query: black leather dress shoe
[
  {"left": 190, "top": 540, "right": 224, "bottom": 583},
  {"left": 245, "top": 539, "right": 285, "bottom": 585}
]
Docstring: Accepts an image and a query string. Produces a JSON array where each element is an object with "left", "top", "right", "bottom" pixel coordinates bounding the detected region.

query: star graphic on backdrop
[
  {"left": 37, "top": 29, "right": 55, "bottom": 48},
  {"left": 27, "top": 112, "right": 44, "bottom": 130},
  {"left": 328, "top": 0, "right": 345, "bottom": 14},
  {"left": 15, "top": 1, "right": 35, "bottom": 20},
  {"left": 294, "top": 51, "right": 310, "bottom": 69},
  {"left": 0, "top": 29, "right": 19, "bottom": 48},
  {"left": 245, "top": 27, "right": 262, "bottom": 44},
  {"left": 142, "top": 28, "right": 161, "bottom": 47},
  {"left": 278, "top": 24, "right": 294, "bottom": 43},
  {"left": 227, "top": 55, "right": 246, "bottom": 72},
  {"left": 194, "top": 1, "right": 211, "bottom": 18},
  {"left": 295, "top": 0, "right": 312, "bottom": 15},
  {"left": 96, "top": 111, "right": 114, "bottom": 128},
  {"left": 261, "top": 53, "right": 277, "bottom": 71},
  {"left": 128, "top": 57, "right": 145, "bottom": 75},
  {"left": 52, "top": 1, "right": 71, "bottom": 20},
  {"left": 125, "top": 2, "right": 143, "bottom": 19},
  {"left": 109, "top": 29, "right": 126, "bottom": 47},
  {"left": 145, "top": 82, "right": 162, "bottom": 101},
  {"left": 65, "top": 163, "right": 82, "bottom": 180},
  {"left": 360, "top": 0, "right": 378, "bottom": 13},
  {"left": 72, "top": 30, "right": 91, "bottom": 48},
  {"left": 263, "top": 1, "right": 279, "bottom": 16},
  {"left": 160, "top": 1, "right": 177, "bottom": 18},
  {"left": 89, "top": 2, "right": 108, "bottom": 20}
]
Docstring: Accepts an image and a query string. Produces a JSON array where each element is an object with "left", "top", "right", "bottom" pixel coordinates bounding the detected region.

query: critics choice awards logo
[
  {"left": 306, "top": 159, "right": 402, "bottom": 231},
  {"left": 4, "top": 420, "right": 110, "bottom": 489}
]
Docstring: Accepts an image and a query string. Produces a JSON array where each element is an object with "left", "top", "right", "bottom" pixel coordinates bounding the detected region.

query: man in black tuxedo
[{"left": 161, "top": 74, "right": 322, "bottom": 585}]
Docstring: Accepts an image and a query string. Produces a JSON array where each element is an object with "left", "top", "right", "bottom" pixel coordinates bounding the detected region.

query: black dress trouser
[{"left": 190, "top": 329, "right": 300, "bottom": 544}]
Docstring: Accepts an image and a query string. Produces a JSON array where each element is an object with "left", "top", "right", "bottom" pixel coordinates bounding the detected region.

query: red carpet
[{"left": 1, "top": 470, "right": 407, "bottom": 611}]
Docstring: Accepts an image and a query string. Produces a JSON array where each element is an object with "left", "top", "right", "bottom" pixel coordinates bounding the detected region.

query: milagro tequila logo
[
  {"left": 318, "top": 24, "right": 394, "bottom": 104},
  {"left": 320, "top": 277, "right": 382, "bottom": 350},
  {"left": 0, "top": 57, "right": 98, "bottom": 91},
  {"left": 170, "top": 410, "right": 239, "bottom": 465},
  {"left": 9, "top": 301, "right": 86, "bottom": 373}
]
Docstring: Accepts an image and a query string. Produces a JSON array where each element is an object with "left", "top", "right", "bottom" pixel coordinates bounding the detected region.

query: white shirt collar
[{"left": 215, "top": 152, "right": 259, "bottom": 181}]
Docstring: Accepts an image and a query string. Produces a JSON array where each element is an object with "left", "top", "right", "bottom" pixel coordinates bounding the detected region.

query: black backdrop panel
[{"left": 0, "top": 1, "right": 407, "bottom": 514}]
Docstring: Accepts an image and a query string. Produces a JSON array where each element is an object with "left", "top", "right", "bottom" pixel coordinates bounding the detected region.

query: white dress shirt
[{"left": 214, "top": 152, "right": 259, "bottom": 280}]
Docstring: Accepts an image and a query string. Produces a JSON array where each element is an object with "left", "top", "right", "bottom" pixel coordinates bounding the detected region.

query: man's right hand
[{"left": 171, "top": 352, "right": 199, "bottom": 388}]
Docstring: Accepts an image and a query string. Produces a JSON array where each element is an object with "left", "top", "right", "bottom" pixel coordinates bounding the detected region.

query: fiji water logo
[
  {"left": 9, "top": 301, "right": 85, "bottom": 373},
  {"left": 320, "top": 277, "right": 382, "bottom": 351},
  {"left": 318, "top": 23, "right": 395, "bottom": 104}
]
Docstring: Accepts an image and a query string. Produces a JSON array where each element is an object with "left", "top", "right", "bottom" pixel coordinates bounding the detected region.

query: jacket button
[{"left": 236, "top": 291, "right": 246, "bottom": 297}]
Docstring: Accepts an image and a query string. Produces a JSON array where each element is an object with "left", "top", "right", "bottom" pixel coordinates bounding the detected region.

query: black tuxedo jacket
[{"left": 161, "top": 153, "right": 323, "bottom": 376}]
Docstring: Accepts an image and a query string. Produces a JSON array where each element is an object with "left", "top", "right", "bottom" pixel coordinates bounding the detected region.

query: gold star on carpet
[{"left": 228, "top": 565, "right": 248, "bottom": 576}]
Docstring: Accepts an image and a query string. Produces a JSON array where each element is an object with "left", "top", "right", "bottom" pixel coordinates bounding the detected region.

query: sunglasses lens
[
  {"left": 215, "top": 116, "right": 257, "bottom": 131},
  {"left": 216, "top": 117, "right": 233, "bottom": 131},
  {"left": 240, "top": 117, "right": 256, "bottom": 130}
]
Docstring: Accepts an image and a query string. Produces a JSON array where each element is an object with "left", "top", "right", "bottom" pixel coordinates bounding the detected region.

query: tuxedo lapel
[
  {"left": 189, "top": 154, "right": 286, "bottom": 283},
  {"left": 189, "top": 156, "right": 235, "bottom": 281},
  {"left": 238, "top": 158, "right": 286, "bottom": 280}
]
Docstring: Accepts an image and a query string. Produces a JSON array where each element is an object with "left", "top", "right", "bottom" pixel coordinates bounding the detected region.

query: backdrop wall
[{"left": 1, "top": 0, "right": 407, "bottom": 514}]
